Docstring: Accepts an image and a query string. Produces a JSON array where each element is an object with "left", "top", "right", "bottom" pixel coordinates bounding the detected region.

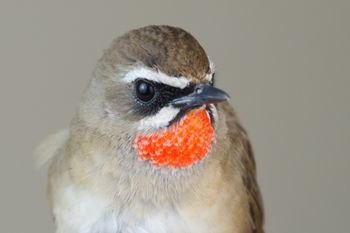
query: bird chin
[
  {"left": 134, "top": 107, "right": 215, "bottom": 169},
  {"left": 168, "top": 104, "right": 216, "bottom": 128}
]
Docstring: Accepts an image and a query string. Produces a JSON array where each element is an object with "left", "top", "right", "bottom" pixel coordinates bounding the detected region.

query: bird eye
[{"left": 134, "top": 79, "right": 155, "bottom": 102}]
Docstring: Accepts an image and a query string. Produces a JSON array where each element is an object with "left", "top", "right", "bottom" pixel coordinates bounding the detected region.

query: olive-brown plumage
[
  {"left": 38, "top": 25, "right": 264, "bottom": 233},
  {"left": 107, "top": 25, "right": 210, "bottom": 81}
]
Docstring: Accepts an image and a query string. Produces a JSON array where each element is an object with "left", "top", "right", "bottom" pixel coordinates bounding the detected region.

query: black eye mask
[{"left": 132, "top": 79, "right": 195, "bottom": 117}]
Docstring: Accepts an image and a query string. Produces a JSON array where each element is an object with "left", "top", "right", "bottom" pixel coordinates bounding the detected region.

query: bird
[{"left": 37, "top": 25, "right": 264, "bottom": 233}]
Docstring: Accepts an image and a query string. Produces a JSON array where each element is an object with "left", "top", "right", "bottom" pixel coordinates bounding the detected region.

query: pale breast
[{"left": 52, "top": 184, "right": 209, "bottom": 233}]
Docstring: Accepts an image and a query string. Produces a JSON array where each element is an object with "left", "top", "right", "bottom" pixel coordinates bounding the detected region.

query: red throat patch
[{"left": 134, "top": 108, "right": 215, "bottom": 168}]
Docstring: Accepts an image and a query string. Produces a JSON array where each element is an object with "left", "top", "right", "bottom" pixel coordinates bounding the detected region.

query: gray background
[{"left": 1, "top": 0, "right": 349, "bottom": 232}]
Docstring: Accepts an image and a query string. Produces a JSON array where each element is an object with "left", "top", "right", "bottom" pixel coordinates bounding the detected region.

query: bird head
[{"left": 77, "top": 25, "right": 229, "bottom": 169}]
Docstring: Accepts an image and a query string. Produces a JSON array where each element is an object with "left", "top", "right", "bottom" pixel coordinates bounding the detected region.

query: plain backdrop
[{"left": 0, "top": 0, "right": 349, "bottom": 232}]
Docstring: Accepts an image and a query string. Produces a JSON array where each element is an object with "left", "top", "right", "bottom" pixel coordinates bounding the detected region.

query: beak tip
[{"left": 219, "top": 91, "right": 230, "bottom": 102}]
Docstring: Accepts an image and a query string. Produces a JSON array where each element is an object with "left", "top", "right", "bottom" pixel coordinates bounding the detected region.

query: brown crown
[{"left": 105, "top": 25, "right": 210, "bottom": 82}]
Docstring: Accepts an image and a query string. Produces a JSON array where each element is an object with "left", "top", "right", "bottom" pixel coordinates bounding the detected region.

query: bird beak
[{"left": 171, "top": 84, "right": 230, "bottom": 108}]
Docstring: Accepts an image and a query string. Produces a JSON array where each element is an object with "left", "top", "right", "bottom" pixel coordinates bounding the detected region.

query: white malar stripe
[
  {"left": 208, "top": 104, "right": 218, "bottom": 127},
  {"left": 123, "top": 67, "right": 190, "bottom": 89},
  {"left": 138, "top": 106, "right": 180, "bottom": 131}
]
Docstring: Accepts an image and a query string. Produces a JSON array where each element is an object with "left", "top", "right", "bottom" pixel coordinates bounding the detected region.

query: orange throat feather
[{"left": 134, "top": 108, "right": 215, "bottom": 169}]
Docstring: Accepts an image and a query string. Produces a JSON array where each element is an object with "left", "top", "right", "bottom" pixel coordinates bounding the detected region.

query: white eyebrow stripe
[
  {"left": 122, "top": 67, "right": 190, "bottom": 89},
  {"left": 205, "top": 59, "right": 215, "bottom": 82},
  {"left": 205, "top": 73, "right": 213, "bottom": 82}
]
